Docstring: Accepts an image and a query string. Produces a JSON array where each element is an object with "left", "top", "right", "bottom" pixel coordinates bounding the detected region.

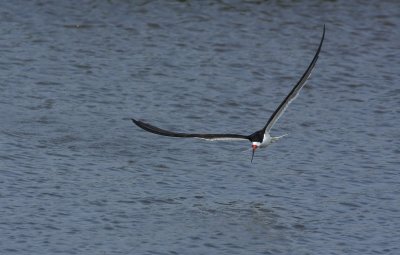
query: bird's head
[{"left": 251, "top": 142, "right": 260, "bottom": 162}]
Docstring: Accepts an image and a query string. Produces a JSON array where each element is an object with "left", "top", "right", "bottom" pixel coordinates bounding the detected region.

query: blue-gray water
[{"left": 1, "top": 1, "right": 399, "bottom": 254}]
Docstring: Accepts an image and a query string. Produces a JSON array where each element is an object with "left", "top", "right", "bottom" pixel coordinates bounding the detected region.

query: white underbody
[{"left": 252, "top": 133, "right": 287, "bottom": 148}]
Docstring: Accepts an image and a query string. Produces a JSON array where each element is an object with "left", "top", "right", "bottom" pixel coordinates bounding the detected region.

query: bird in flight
[{"left": 132, "top": 25, "right": 325, "bottom": 162}]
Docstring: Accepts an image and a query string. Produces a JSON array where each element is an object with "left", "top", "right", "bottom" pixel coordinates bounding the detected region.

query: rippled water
[{"left": 1, "top": 1, "right": 399, "bottom": 254}]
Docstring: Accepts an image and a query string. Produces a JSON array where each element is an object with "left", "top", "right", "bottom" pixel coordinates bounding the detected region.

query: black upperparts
[
  {"left": 248, "top": 130, "right": 265, "bottom": 143},
  {"left": 131, "top": 118, "right": 250, "bottom": 141}
]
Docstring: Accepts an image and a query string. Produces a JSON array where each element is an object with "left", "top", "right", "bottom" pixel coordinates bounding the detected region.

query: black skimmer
[{"left": 132, "top": 25, "right": 325, "bottom": 162}]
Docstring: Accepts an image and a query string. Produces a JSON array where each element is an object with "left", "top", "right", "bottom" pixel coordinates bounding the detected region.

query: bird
[{"left": 131, "top": 25, "right": 325, "bottom": 162}]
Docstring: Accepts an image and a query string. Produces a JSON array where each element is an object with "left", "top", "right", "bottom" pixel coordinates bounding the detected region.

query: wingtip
[
  {"left": 318, "top": 24, "right": 325, "bottom": 49},
  {"left": 131, "top": 118, "right": 139, "bottom": 125}
]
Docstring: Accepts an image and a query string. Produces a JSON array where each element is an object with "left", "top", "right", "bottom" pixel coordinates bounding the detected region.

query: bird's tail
[{"left": 271, "top": 134, "right": 288, "bottom": 143}]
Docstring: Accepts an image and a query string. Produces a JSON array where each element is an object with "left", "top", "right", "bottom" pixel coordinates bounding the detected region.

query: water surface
[{"left": 1, "top": 1, "right": 399, "bottom": 254}]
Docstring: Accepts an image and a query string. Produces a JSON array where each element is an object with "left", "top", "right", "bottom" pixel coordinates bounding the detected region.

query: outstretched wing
[
  {"left": 263, "top": 25, "right": 325, "bottom": 133},
  {"left": 131, "top": 119, "right": 250, "bottom": 141}
]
